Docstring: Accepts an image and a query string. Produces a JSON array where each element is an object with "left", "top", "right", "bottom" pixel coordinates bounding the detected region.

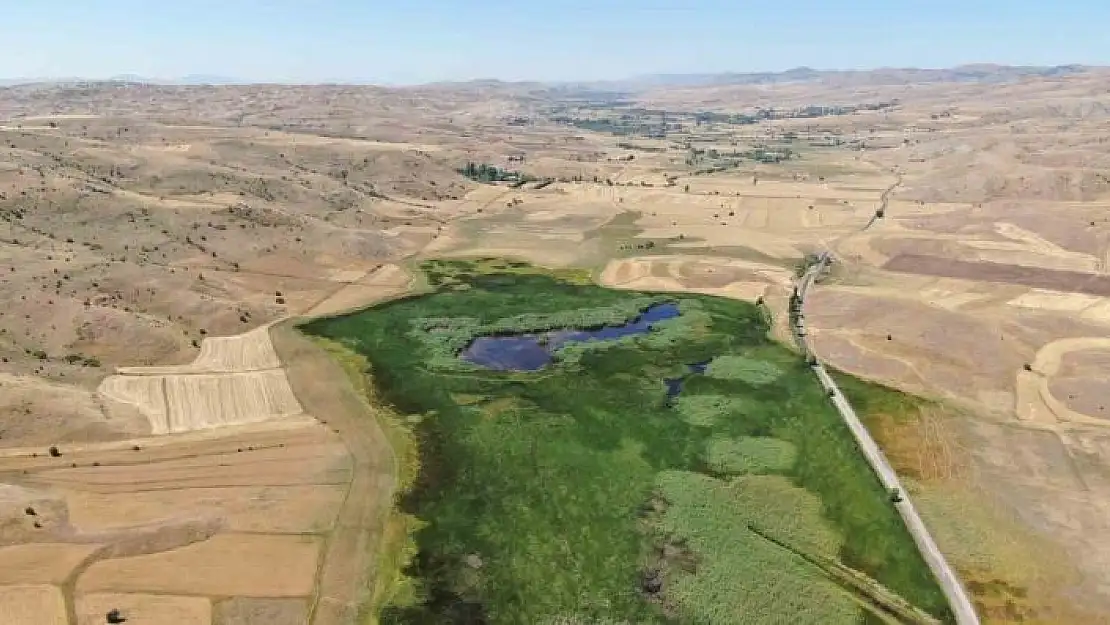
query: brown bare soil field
[
  {"left": 884, "top": 254, "right": 1110, "bottom": 296},
  {"left": 213, "top": 598, "right": 308, "bottom": 625}
]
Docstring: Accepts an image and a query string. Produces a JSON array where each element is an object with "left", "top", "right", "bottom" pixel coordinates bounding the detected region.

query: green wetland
[{"left": 301, "top": 258, "right": 951, "bottom": 625}]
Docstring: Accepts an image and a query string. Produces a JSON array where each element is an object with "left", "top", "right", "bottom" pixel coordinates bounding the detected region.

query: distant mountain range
[
  {"left": 0, "top": 74, "right": 246, "bottom": 87},
  {"left": 0, "top": 64, "right": 1100, "bottom": 89},
  {"left": 596, "top": 64, "right": 1096, "bottom": 89}
]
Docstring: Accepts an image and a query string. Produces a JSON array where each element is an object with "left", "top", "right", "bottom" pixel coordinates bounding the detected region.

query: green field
[{"left": 301, "top": 258, "right": 951, "bottom": 624}]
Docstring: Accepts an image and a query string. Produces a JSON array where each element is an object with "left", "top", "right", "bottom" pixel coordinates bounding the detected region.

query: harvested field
[
  {"left": 0, "top": 585, "right": 67, "bottom": 625},
  {"left": 214, "top": 597, "right": 309, "bottom": 625},
  {"left": 0, "top": 412, "right": 354, "bottom": 623},
  {"left": 77, "top": 592, "right": 212, "bottom": 625},
  {"left": 162, "top": 370, "right": 302, "bottom": 432},
  {"left": 1006, "top": 289, "right": 1105, "bottom": 314},
  {"left": 65, "top": 484, "right": 346, "bottom": 534},
  {"left": 98, "top": 370, "right": 302, "bottom": 435},
  {"left": 31, "top": 440, "right": 350, "bottom": 492},
  {"left": 78, "top": 533, "right": 321, "bottom": 597},
  {"left": 0, "top": 543, "right": 100, "bottom": 585},
  {"left": 96, "top": 375, "right": 170, "bottom": 433},
  {"left": 97, "top": 322, "right": 304, "bottom": 434},
  {"left": 600, "top": 255, "right": 791, "bottom": 302},
  {"left": 884, "top": 254, "right": 1110, "bottom": 297}
]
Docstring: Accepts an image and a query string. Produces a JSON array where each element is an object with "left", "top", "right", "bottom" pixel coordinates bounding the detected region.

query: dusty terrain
[{"left": 1, "top": 69, "right": 1110, "bottom": 623}]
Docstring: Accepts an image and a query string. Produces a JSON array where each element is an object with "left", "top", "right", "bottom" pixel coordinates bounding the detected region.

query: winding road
[{"left": 790, "top": 177, "right": 981, "bottom": 625}]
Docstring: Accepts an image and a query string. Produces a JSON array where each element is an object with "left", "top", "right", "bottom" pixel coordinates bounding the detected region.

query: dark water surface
[
  {"left": 460, "top": 303, "right": 680, "bottom": 371},
  {"left": 664, "top": 360, "right": 711, "bottom": 402}
]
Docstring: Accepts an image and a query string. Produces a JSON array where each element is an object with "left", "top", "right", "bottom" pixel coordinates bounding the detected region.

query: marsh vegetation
[{"left": 302, "top": 258, "right": 950, "bottom": 624}]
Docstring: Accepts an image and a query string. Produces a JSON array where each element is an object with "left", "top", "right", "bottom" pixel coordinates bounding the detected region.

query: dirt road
[{"left": 791, "top": 178, "right": 981, "bottom": 625}]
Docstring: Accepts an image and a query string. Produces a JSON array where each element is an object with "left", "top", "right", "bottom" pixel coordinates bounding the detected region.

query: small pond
[
  {"left": 664, "top": 360, "right": 711, "bottom": 402},
  {"left": 460, "top": 302, "right": 680, "bottom": 371}
]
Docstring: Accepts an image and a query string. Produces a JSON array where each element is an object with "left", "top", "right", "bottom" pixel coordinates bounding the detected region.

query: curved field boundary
[
  {"left": 115, "top": 325, "right": 281, "bottom": 375},
  {"left": 791, "top": 176, "right": 981, "bottom": 625},
  {"left": 1016, "top": 337, "right": 1110, "bottom": 426}
]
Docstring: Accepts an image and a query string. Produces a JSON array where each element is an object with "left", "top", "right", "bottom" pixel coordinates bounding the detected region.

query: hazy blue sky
[{"left": 2, "top": 0, "right": 1107, "bottom": 84}]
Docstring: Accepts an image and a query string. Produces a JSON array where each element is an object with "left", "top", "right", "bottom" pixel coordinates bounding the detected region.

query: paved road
[{"left": 791, "top": 179, "right": 981, "bottom": 625}]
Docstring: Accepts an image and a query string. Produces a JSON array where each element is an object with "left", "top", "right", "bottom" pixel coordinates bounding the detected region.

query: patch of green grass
[
  {"left": 674, "top": 394, "right": 761, "bottom": 427},
  {"left": 300, "top": 259, "right": 952, "bottom": 624},
  {"left": 653, "top": 471, "right": 859, "bottom": 625},
  {"left": 705, "top": 436, "right": 797, "bottom": 475},
  {"left": 705, "top": 354, "right": 785, "bottom": 386},
  {"left": 832, "top": 370, "right": 925, "bottom": 419}
]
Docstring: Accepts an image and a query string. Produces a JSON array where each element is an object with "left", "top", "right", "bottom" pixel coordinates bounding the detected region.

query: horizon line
[{"left": 0, "top": 62, "right": 1103, "bottom": 89}]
